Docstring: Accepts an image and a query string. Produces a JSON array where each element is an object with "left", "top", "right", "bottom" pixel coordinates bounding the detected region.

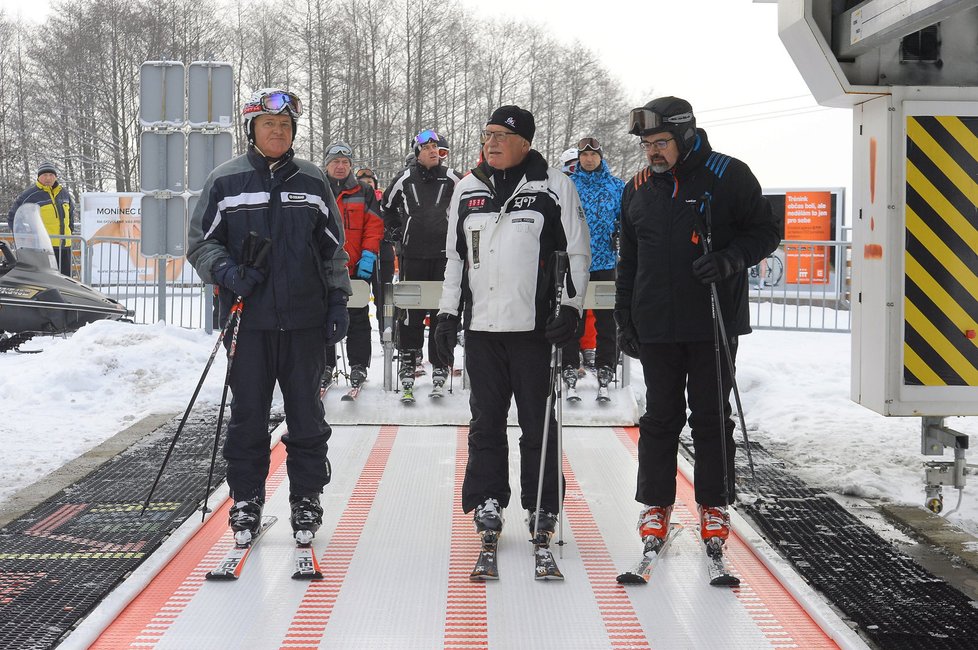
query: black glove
[
  {"left": 434, "top": 313, "right": 460, "bottom": 366},
  {"left": 545, "top": 308, "right": 580, "bottom": 347},
  {"left": 324, "top": 289, "right": 350, "bottom": 346},
  {"left": 212, "top": 258, "right": 266, "bottom": 299},
  {"left": 614, "top": 309, "right": 641, "bottom": 359},
  {"left": 691, "top": 249, "right": 744, "bottom": 285}
]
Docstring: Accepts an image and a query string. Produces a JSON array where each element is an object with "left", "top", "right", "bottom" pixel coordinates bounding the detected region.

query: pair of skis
[
  {"left": 469, "top": 530, "right": 564, "bottom": 581},
  {"left": 615, "top": 523, "right": 739, "bottom": 587},
  {"left": 205, "top": 516, "right": 323, "bottom": 581}
]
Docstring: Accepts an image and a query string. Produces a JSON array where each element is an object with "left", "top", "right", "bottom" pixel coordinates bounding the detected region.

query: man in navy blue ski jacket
[{"left": 187, "top": 88, "right": 351, "bottom": 545}]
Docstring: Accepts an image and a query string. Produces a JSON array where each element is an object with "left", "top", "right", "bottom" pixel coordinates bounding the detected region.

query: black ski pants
[
  {"left": 397, "top": 256, "right": 449, "bottom": 368},
  {"left": 560, "top": 268, "right": 617, "bottom": 370},
  {"left": 326, "top": 304, "right": 371, "bottom": 369},
  {"left": 225, "top": 327, "right": 332, "bottom": 502},
  {"left": 636, "top": 339, "right": 738, "bottom": 508},
  {"left": 462, "top": 333, "right": 562, "bottom": 515}
]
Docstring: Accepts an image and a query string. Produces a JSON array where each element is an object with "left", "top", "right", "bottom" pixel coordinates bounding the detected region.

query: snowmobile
[{"left": 0, "top": 204, "right": 131, "bottom": 351}]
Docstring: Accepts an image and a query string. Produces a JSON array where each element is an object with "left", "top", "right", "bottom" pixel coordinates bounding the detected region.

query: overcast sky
[{"left": 1, "top": 0, "right": 854, "bottom": 217}]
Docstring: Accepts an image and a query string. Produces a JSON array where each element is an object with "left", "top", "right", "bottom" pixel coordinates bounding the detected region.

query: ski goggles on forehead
[
  {"left": 356, "top": 169, "right": 375, "bottom": 179},
  {"left": 326, "top": 143, "right": 353, "bottom": 158},
  {"left": 260, "top": 91, "right": 302, "bottom": 116},
  {"left": 627, "top": 107, "right": 691, "bottom": 135},
  {"left": 414, "top": 129, "right": 440, "bottom": 147},
  {"left": 577, "top": 137, "right": 602, "bottom": 153}
]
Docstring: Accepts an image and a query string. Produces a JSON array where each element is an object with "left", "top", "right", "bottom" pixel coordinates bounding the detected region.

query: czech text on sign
[{"left": 784, "top": 191, "right": 831, "bottom": 284}]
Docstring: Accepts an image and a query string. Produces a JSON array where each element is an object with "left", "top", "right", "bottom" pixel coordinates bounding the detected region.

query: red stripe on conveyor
[
  {"left": 90, "top": 441, "right": 290, "bottom": 648},
  {"left": 443, "top": 426, "right": 489, "bottom": 649},
  {"left": 279, "top": 424, "right": 398, "bottom": 649},
  {"left": 562, "top": 454, "right": 652, "bottom": 649},
  {"left": 615, "top": 426, "right": 837, "bottom": 648}
]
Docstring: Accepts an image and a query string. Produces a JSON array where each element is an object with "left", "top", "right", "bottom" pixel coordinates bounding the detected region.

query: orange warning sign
[{"left": 784, "top": 191, "right": 831, "bottom": 284}]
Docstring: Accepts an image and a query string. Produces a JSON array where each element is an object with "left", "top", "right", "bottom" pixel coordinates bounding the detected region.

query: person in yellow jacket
[{"left": 7, "top": 162, "right": 75, "bottom": 276}]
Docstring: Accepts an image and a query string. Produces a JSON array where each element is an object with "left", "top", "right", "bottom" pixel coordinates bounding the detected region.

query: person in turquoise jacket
[{"left": 561, "top": 138, "right": 625, "bottom": 400}]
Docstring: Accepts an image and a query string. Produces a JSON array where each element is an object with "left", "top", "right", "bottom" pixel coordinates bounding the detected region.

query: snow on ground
[{"left": 1, "top": 319, "right": 976, "bottom": 538}]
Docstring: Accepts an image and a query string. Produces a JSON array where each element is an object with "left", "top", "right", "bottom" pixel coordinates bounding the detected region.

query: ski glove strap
[
  {"left": 545, "top": 308, "right": 580, "bottom": 347},
  {"left": 434, "top": 313, "right": 459, "bottom": 366}
]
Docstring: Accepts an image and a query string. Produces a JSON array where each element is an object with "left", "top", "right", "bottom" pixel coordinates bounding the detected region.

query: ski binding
[
  {"left": 617, "top": 523, "right": 682, "bottom": 584},
  {"left": 470, "top": 530, "right": 499, "bottom": 581},
  {"left": 206, "top": 515, "right": 277, "bottom": 581}
]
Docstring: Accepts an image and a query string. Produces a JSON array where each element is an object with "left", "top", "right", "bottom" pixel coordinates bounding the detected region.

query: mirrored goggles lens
[
  {"left": 356, "top": 169, "right": 374, "bottom": 179},
  {"left": 577, "top": 137, "right": 601, "bottom": 153},
  {"left": 438, "top": 147, "right": 449, "bottom": 158},
  {"left": 414, "top": 129, "right": 440, "bottom": 147},
  {"left": 327, "top": 144, "right": 353, "bottom": 158},
  {"left": 262, "top": 91, "right": 302, "bottom": 117}
]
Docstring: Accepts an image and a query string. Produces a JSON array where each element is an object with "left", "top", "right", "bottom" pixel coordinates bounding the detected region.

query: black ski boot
[
  {"left": 229, "top": 498, "right": 264, "bottom": 546},
  {"left": 527, "top": 509, "right": 558, "bottom": 542},
  {"left": 350, "top": 364, "right": 367, "bottom": 388},
  {"left": 290, "top": 494, "right": 324, "bottom": 544},
  {"left": 473, "top": 498, "right": 504, "bottom": 533}
]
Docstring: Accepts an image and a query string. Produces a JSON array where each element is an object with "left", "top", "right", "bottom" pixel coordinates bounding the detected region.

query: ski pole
[
  {"left": 140, "top": 297, "right": 238, "bottom": 516},
  {"left": 201, "top": 297, "right": 244, "bottom": 520},
  {"left": 690, "top": 196, "right": 757, "bottom": 486},
  {"left": 533, "top": 251, "right": 568, "bottom": 547},
  {"left": 200, "top": 236, "right": 271, "bottom": 518}
]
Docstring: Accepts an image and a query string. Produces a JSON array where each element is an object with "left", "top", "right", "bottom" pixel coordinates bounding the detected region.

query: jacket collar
[{"left": 247, "top": 146, "right": 297, "bottom": 176}]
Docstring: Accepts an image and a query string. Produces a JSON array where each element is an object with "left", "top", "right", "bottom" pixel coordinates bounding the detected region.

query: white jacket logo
[{"left": 512, "top": 196, "right": 535, "bottom": 209}]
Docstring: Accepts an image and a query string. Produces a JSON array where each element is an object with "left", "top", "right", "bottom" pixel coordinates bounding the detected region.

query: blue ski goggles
[{"left": 414, "top": 129, "right": 440, "bottom": 147}]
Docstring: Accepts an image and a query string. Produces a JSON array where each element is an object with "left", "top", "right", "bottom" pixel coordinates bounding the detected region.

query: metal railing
[
  {"left": 1, "top": 233, "right": 853, "bottom": 334},
  {"left": 748, "top": 239, "right": 851, "bottom": 332}
]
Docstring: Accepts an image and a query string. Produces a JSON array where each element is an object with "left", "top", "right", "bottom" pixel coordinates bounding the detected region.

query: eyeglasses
[
  {"left": 480, "top": 130, "right": 518, "bottom": 144},
  {"left": 414, "top": 129, "right": 440, "bottom": 147},
  {"left": 639, "top": 137, "right": 675, "bottom": 151},
  {"left": 627, "top": 107, "right": 692, "bottom": 135},
  {"left": 260, "top": 91, "right": 302, "bottom": 117},
  {"left": 326, "top": 143, "right": 353, "bottom": 158},
  {"left": 577, "top": 137, "right": 602, "bottom": 153}
]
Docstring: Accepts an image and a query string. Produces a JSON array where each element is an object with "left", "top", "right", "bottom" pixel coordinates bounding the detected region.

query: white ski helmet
[
  {"left": 559, "top": 147, "right": 578, "bottom": 174},
  {"left": 242, "top": 88, "right": 302, "bottom": 143}
]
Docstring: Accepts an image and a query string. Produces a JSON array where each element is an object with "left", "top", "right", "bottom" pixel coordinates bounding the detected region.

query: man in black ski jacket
[
  {"left": 187, "top": 88, "right": 351, "bottom": 546},
  {"left": 615, "top": 96, "right": 780, "bottom": 549},
  {"left": 381, "top": 129, "right": 462, "bottom": 397}
]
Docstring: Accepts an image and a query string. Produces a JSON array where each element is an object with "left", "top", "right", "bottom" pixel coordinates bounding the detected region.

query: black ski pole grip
[{"left": 553, "top": 251, "right": 568, "bottom": 291}]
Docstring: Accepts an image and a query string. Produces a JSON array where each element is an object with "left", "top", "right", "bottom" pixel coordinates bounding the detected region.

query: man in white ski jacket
[{"left": 435, "top": 105, "right": 590, "bottom": 542}]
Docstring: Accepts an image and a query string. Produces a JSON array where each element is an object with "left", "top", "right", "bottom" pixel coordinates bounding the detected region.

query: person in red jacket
[{"left": 321, "top": 143, "right": 385, "bottom": 392}]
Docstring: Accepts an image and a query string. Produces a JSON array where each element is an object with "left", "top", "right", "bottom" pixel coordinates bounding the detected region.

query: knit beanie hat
[
  {"left": 486, "top": 105, "right": 535, "bottom": 143},
  {"left": 36, "top": 161, "right": 59, "bottom": 177}
]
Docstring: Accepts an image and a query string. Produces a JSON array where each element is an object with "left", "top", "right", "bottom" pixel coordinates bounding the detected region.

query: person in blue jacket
[{"left": 561, "top": 137, "right": 625, "bottom": 400}]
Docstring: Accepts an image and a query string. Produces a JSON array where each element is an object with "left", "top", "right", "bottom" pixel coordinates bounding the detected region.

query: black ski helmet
[{"left": 628, "top": 96, "right": 696, "bottom": 154}]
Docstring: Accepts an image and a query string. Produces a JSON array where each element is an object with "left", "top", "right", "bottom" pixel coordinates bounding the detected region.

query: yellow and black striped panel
[{"left": 904, "top": 115, "right": 978, "bottom": 386}]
